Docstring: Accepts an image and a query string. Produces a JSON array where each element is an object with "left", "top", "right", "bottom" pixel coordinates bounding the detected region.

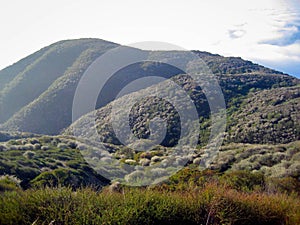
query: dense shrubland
[
  {"left": 0, "top": 39, "right": 300, "bottom": 224},
  {"left": 1, "top": 135, "right": 299, "bottom": 189},
  {"left": 0, "top": 174, "right": 299, "bottom": 225}
]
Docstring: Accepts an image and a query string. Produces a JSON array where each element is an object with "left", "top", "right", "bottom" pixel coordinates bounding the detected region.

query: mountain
[
  {"left": 0, "top": 44, "right": 51, "bottom": 91},
  {"left": 62, "top": 80, "right": 300, "bottom": 184},
  {"left": 0, "top": 39, "right": 117, "bottom": 123},
  {"left": 0, "top": 38, "right": 298, "bottom": 136},
  {"left": 65, "top": 75, "right": 300, "bottom": 146},
  {"left": 0, "top": 38, "right": 299, "bottom": 188}
]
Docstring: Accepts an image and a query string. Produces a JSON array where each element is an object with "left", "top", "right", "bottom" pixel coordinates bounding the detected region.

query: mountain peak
[{"left": 0, "top": 39, "right": 298, "bottom": 136}]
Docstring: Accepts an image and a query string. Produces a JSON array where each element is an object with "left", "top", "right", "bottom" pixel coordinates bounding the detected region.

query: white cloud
[
  {"left": 0, "top": 0, "right": 299, "bottom": 76},
  {"left": 199, "top": 0, "right": 300, "bottom": 75}
]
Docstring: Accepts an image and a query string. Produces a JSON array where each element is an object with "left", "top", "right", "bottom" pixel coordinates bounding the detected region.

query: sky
[{"left": 0, "top": 0, "right": 299, "bottom": 77}]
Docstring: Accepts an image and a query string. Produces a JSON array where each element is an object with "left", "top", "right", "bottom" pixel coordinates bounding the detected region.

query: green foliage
[
  {"left": 220, "top": 170, "right": 265, "bottom": 192},
  {"left": 227, "top": 86, "right": 300, "bottom": 144},
  {"left": 211, "top": 141, "right": 300, "bottom": 179},
  {"left": 0, "top": 184, "right": 299, "bottom": 225},
  {"left": 0, "top": 136, "right": 109, "bottom": 189},
  {"left": 266, "top": 177, "right": 300, "bottom": 195},
  {"left": 0, "top": 176, "right": 21, "bottom": 192},
  {"left": 0, "top": 135, "right": 299, "bottom": 224},
  {"left": 162, "top": 167, "right": 300, "bottom": 196},
  {"left": 166, "top": 168, "right": 219, "bottom": 190},
  {"left": 30, "top": 168, "right": 82, "bottom": 189}
]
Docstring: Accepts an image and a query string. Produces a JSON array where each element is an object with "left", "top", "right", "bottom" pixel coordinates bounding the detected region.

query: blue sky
[{"left": 0, "top": 0, "right": 299, "bottom": 77}]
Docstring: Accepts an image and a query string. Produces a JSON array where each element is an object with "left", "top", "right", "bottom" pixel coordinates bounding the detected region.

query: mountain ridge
[
  {"left": 0, "top": 38, "right": 299, "bottom": 190},
  {"left": 0, "top": 38, "right": 298, "bottom": 138}
]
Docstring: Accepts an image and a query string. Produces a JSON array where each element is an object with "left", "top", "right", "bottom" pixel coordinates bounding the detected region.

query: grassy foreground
[{"left": 0, "top": 182, "right": 299, "bottom": 225}]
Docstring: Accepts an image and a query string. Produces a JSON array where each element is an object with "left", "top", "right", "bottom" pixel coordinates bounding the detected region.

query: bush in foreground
[{"left": 0, "top": 182, "right": 299, "bottom": 225}]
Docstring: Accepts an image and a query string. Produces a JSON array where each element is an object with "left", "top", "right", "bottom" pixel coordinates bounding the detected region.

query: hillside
[
  {"left": 0, "top": 38, "right": 297, "bottom": 135},
  {"left": 0, "top": 44, "right": 52, "bottom": 90},
  {"left": 65, "top": 75, "right": 299, "bottom": 147},
  {"left": 0, "top": 38, "right": 299, "bottom": 187},
  {"left": 0, "top": 134, "right": 299, "bottom": 188},
  {"left": 0, "top": 39, "right": 119, "bottom": 134},
  {"left": 0, "top": 135, "right": 111, "bottom": 189},
  {"left": 227, "top": 85, "right": 300, "bottom": 144},
  {"left": 0, "top": 39, "right": 300, "bottom": 225},
  {"left": 0, "top": 39, "right": 119, "bottom": 124}
]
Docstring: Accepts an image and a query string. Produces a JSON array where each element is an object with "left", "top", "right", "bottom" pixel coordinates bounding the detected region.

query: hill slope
[
  {"left": 0, "top": 38, "right": 298, "bottom": 135},
  {"left": 227, "top": 85, "right": 300, "bottom": 144},
  {"left": 0, "top": 39, "right": 115, "bottom": 123},
  {"left": 65, "top": 75, "right": 299, "bottom": 146}
]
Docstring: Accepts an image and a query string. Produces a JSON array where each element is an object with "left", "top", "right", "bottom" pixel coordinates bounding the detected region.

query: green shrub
[
  {"left": 220, "top": 170, "right": 265, "bottom": 192},
  {"left": 30, "top": 169, "right": 81, "bottom": 188},
  {"left": 266, "top": 177, "right": 300, "bottom": 194},
  {"left": 0, "top": 184, "right": 299, "bottom": 225},
  {"left": 0, "top": 175, "right": 21, "bottom": 192}
]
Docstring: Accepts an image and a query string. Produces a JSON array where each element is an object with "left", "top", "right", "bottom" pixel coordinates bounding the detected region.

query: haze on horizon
[{"left": 0, "top": 0, "right": 299, "bottom": 77}]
